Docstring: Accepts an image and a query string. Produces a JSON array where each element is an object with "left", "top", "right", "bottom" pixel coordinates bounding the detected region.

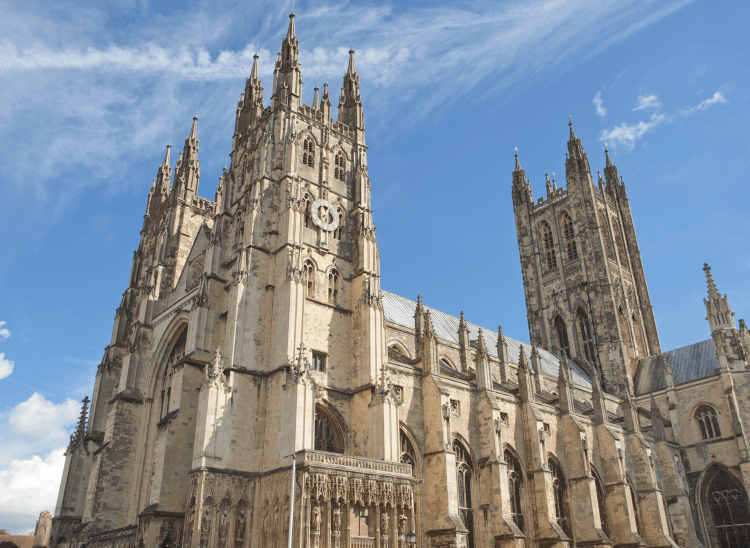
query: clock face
[{"left": 311, "top": 199, "right": 340, "bottom": 232}]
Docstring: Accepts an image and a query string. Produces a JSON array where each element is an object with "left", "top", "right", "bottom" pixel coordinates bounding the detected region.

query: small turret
[
  {"left": 320, "top": 82, "right": 332, "bottom": 122},
  {"left": 458, "top": 311, "right": 471, "bottom": 372},
  {"left": 557, "top": 355, "right": 574, "bottom": 414},
  {"left": 603, "top": 144, "right": 619, "bottom": 188},
  {"left": 703, "top": 263, "right": 736, "bottom": 332},
  {"left": 272, "top": 14, "right": 302, "bottom": 109},
  {"left": 565, "top": 116, "right": 591, "bottom": 176},
  {"left": 545, "top": 173, "right": 552, "bottom": 198},
  {"left": 173, "top": 116, "right": 200, "bottom": 202},
  {"left": 511, "top": 149, "right": 532, "bottom": 207},
  {"left": 238, "top": 54, "right": 264, "bottom": 133},
  {"left": 338, "top": 49, "right": 364, "bottom": 130},
  {"left": 313, "top": 83, "right": 320, "bottom": 110},
  {"left": 475, "top": 328, "right": 493, "bottom": 390},
  {"left": 517, "top": 345, "right": 535, "bottom": 402}
]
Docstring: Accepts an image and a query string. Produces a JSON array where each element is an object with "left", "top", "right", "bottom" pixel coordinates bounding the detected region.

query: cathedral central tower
[{"left": 512, "top": 121, "right": 661, "bottom": 391}]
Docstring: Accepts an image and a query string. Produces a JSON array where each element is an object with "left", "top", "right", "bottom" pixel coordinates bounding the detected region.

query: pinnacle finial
[
  {"left": 287, "top": 13, "right": 296, "bottom": 39},
  {"left": 703, "top": 263, "right": 721, "bottom": 300},
  {"left": 189, "top": 115, "right": 198, "bottom": 140},
  {"left": 568, "top": 115, "right": 577, "bottom": 140},
  {"left": 605, "top": 144, "right": 613, "bottom": 167},
  {"left": 514, "top": 147, "right": 522, "bottom": 171},
  {"left": 347, "top": 48, "right": 356, "bottom": 75},
  {"left": 250, "top": 53, "right": 259, "bottom": 80}
]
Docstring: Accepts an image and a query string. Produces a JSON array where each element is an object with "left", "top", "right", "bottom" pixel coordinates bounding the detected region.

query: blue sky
[{"left": 0, "top": 0, "right": 747, "bottom": 533}]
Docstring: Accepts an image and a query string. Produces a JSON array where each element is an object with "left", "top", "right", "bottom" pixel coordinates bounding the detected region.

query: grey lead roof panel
[
  {"left": 633, "top": 339, "right": 720, "bottom": 396},
  {"left": 381, "top": 290, "right": 591, "bottom": 389}
]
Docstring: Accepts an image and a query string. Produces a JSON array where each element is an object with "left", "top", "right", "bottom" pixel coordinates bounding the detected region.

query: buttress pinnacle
[
  {"left": 703, "top": 263, "right": 721, "bottom": 301},
  {"left": 347, "top": 48, "right": 356, "bottom": 75},
  {"left": 514, "top": 148, "right": 522, "bottom": 171},
  {"left": 568, "top": 115, "right": 577, "bottom": 141},
  {"left": 250, "top": 53, "right": 259, "bottom": 81},
  {"left": 286, "top": 13, "right": 296, "bottom": 39},
  {"left": 605, "top": 144, "right": 613, "bottom": 167}
]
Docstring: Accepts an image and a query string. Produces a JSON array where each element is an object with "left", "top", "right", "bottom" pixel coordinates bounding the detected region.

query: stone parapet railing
[{"left": 298, "top": 450, "right": 413, "bottom": 478}]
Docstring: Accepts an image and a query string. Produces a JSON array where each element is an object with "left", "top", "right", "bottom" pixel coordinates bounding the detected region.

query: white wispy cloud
[
  {"left": 600, "top": 113, "right": 667, "bottom": 150},
  {"left": 601, "top": 90, "right": 727, "bottom": 149},
  {"left": 593, "top": 91, "right": 607, "bottom": 117},
  {"left": 680, "top": 91, "right": 726, "bottom": 115},
  {"left": 0, "top": 322, "right": 9, "bottom": 341},
  {"left": 633, "top": 93, "right": 660, "bottom": 111},
  {"left": 0, "top": 354, "right": 13, "bottom": 379}
]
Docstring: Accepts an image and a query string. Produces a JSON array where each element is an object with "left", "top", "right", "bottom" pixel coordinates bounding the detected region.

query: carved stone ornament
[
  {"left": 205, "top": 347, "right": 228, "bottom": 385},
  {"left": 286, "top": 343, "right": 311, "bottom": 385}
]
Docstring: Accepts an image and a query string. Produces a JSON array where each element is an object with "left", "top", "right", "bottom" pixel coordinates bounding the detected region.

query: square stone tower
[{"left": 512, "top": 121, "right": 661, "bottom": 392}]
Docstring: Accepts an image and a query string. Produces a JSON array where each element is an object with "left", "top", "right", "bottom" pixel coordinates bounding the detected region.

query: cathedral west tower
[{"left": 512, "top": 120, "right": 661, "bottom": 391}]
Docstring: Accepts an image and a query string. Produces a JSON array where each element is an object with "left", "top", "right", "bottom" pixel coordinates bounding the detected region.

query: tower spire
[
  {"left": 272, "top": 13, "right": 302, "bottom": 109},
  {"left": 603, "top": 143, "right": 619, "bottom": 187},
  {"left": 173, "top": 116, "right": 200, "bottom": 201},
  {"left": 339, "top": 48, "right": 364, "bottom": 130},
  {"left": 703, "top": 263, "right": 721, "bottom": 301}
]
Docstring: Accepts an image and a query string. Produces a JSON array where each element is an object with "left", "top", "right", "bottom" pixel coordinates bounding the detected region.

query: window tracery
[
  {"left": 542, "top": 222, "right": 557, "bottom": 270},
  {"left": 333, "top": 208, "right": 344, "bottom": 240},
  {"left": 705, "top": 468, "right": 750, "bottom": 547},
  {"left": 505, "top": 449, "right": 524, "bottom": 533},
  {"left": 334, "top": 152, "right": 346, "bottom": 181},
  {"left": 160, "top": 327, "right": 186, "bottom": 420},
  {"left": 454, "top": 439, "right": 474, "bottom": 548},
  {"left": 304, "top": 260, "right": 315, "bottom": 298},
  {"left": 314, "top": 404, "right": 344, "bottom": 454},
  {"left": 400, "top": 428, "right": 417, "bottom": 476},
  {"left": 577, "top": 309, "right": 596, "bottom": 365},
  {"left": 561, "top": 213, "right": 577, "bottom": 260},
  {"left": 549, "top": 457, "right": 569, "bottom": 535},
  {"left": 328, "top": 269, "right": 339, "bottom": 304},
  {"left": 303, "top": 137, "right": 315, "bottom": 168},
  {"left": 696, "top": 405, "right": 721, "bottom": 440},
  {"left": 555, "top": 316, "right": 570, "bottom": 359}
]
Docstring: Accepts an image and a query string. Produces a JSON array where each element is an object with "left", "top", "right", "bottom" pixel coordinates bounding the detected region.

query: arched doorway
[{"left": 702, "top": 467, "right": 750, "bottom": 548}]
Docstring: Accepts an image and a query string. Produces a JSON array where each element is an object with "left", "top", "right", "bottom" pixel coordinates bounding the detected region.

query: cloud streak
[
  {"left": 0, "top": 354, "right": 13, "bottom": 380},
  {"left": 593, "top": 91, "right": 607, "bottom": 117},
  {"left": 634, "top": 93, "right": 660, "bottom": 111},
  {"left": 0, "top": 322, "right": 9, "bottom": 341},
  {"left": 600, "top": 91, "right": 727, "bottom": 149},
  {"left": 0, "top": 0, "right": 698, "bottom": 237},
  {"left": 680, "top": 91, "right": 726, "bottom": 115}
]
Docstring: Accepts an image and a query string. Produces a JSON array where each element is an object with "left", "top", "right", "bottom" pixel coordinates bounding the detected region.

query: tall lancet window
[
  {"left": 400, "top": 428, "right": 418, "bottom": 477},
  {"left": 160, "top": 327, "right": 186, "bottom": 420},
  {"left": 577, "top": 309, "right": 596, "bottom": 365},
  {"left": 304, "top": 197, "right": 312, "bottom": 228},
  {"left": 704, "top": 468, "right": 750, "bottom": 547},
  {"left": 542, "top": 222, "right": 557, "bottom": 270},
  {"left": 505, "top": 449, "right": 525, "bottom": 533},
  {"left": 303, "top": 137, "right": 315, "bottom": 168},
  {"left": 334, "top": 152, "right": 346, "bottom": 181},
  {"left": 454, "top": 439, "right": 474, "bottom": 548},
  {"left": 328, "top": 269, "right": 339, "bottom": 304},
  {"left": 555, "top": 316, "right": 570, "bottom": 359},
  {"left": 561, "top": 212, "right": 578, "bottom": 260},
  {"left": 549, "top": 457, "right": 569, "bottom": 535},
  {"left": 599, "top": 211, "right": 614, "bottom": 260},
  {"left": 304, "top": 260, "right": 315, "bottom": 298},
  {"left": 333, "top": 208, "right": 344, "bottom": 240}
]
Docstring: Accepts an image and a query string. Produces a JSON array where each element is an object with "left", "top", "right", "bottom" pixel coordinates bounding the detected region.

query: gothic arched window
[
  {"left": 334, "top": 152, "right": 346, "bottom": 181},
  {"left": 613, "top": 220, "right": 630, "bottom": 268},
  {"left": 549, "top": 457, "right": 569, "bottom": 535},
  {"left": 328, "top": 269, "right": 339, "bottom": 305},
  {"left": 704, "top": 468, "right": 750, "bottom": 547},
  {"left": 304, "top": 260, "right": 315, "bottom": 298},
  {"left": 541, "top": 222, "right": 557, "bottom": 270},
  {"left": 333, "top": 208, "right": 344, "bottom": 240},
  {"left": 303, "top": 137, "right": 315, "bottom": 168},
  {"left": 696, "top": 405, "right": 721, "bottom": 440},
  {"left": 577, "top": 309, "right": 596, "bottom": 365},
  {"left": 454, "top": 439, "right": 474, "bottom": 548},
  {"left": 592, "top": 467, "right": 610, "bottom": 539},
  {"left": 561, "top": 213, "right": 578, "bottom": 260},
  {"left": 160, "top": 327, "right": 186, "bottom": 420},
  {"left": 304, "top": 197, "right": 312, "bottom": 229},
  {"left": 400, "top": 428, "right": 418, "bottom": 477},
  {"left": 505, "top": 449, "right": 525, "bottom": 533},
  {"left": 314, "top": 404, "right": 344, "bottom": 454},
  {"left": 555, "top": 316, "right": 570, "bottom": 359}
]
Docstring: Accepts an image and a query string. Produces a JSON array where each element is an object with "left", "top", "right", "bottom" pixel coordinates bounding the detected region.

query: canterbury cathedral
[{"left": 49, "top": 14, "right": 750, "bottom": 548}]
